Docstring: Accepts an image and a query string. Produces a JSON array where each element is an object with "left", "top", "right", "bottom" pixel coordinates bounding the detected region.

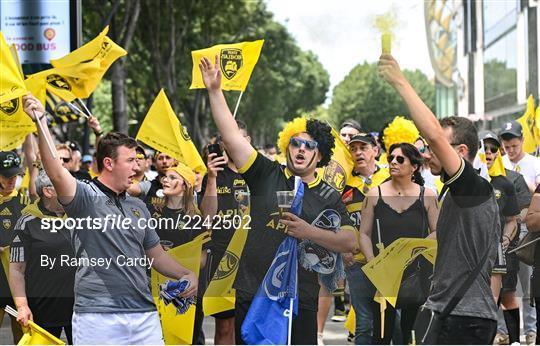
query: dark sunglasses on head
[
  {"left": 60, "top": 157, "right": 71, "bottom": 163},
  {"left": 290, "top": 137, "right": 318, "bottom": 150},
  {"left": 484, "top": 146, "right": 499, "bottom": 154},
  {"left": 388, "top": 154, "right": 405, "bottom": 164}
]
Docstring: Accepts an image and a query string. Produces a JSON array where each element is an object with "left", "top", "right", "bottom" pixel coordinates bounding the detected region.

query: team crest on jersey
[
  {"left": 494, "top": 189, "right": 502, "bottom": 200},
  {"left": 322, "top": 160, "right": 346, "bottom": 191},
  {"left": 0, "top": 98, "right": 19, "bottom": 116},
  {"left": 220, "top": 48, "right": 242, "bottom": 80},
  {"left": 2, "top": 219, "right": 11, "bottom": 230},
  {"left": 131, "top": 208, "right": 141, "bottom": 218},
  {"left": 213, "top": 251, "right": 240, "bottom": 280},
  {"left": 47, "top": 74, "right": 71, "bottom": 91}
]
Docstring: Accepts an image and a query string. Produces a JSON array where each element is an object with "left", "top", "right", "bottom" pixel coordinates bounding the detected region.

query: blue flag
[{"left": 241, "top": 177, "right": 303, "bottom": 344}]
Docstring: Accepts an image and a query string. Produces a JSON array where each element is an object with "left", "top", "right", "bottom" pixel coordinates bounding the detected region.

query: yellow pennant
[
  {"left": 488, "top": 150, "right": 506, "bottom": 177},
  {"left": 0, "top": 32, "right": 27, "bottom": 104},
  {"left": 18, "top": 320, "right": 65, "bottom": 345},
  {"left": 151, "top": 233, "right": 208, "bottom": 345},
  {"left": 136, "top": 89, "right": 206, "bottom": 174},
  {"left": 362, "top": 238, "right": 437, "bottom": 308},
  {"left": 190, "top": 40, "right": 264, "bottom": 91},
  {"left": 517, "top": 95, "right": 537, "bottom": 154},
  {"left": 203, "top": 205, "right": 251, "bottom": 316},
  {"left": 317, "top": 127, "right": 354, "bottom": 193}
]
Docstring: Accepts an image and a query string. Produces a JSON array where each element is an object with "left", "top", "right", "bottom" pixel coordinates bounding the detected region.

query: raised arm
[
  {"left": 378, "top": 55, "right": 462, "bottom": 177},
  {"left": 199, "top": 56, "right": 254, "bottom": 168},
  {"left": 22, "top": 95, "right": 76, "bottom": 204}
]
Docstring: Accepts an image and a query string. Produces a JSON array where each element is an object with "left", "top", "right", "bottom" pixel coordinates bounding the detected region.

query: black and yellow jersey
[
  {"left": 233, "top": 151, "right": 354, "bottom": 311},
  {"left": 341, "top": 166, "right": 389, "bottom": 263},
  {"left": 200, "top": 166, "right": 248, "bottom": 256},
  {"left": 0, "top": 190, "right": 29, "bottom": 246}
]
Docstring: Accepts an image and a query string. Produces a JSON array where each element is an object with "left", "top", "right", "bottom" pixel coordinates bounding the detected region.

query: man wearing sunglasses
[
  {"left": 200, "top": 56, "right": 356, "bottom": 344},
  {"left": 340, "top": 133, "right": 389, "bottom": 344},
  {"left": 380, "top": 54, "right": 500, "bottom": 344},
  {"left": 0, "top": 150, "right": 28, "bottom": 343}
]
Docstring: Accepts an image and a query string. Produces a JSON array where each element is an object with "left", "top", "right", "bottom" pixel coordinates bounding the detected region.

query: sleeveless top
[{"left": 372, "top": 185, "right": 428, "bottom": 256}]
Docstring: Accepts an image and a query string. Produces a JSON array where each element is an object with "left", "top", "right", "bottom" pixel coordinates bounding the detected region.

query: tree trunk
[{"left": 111, "top": 62, "right": 128, "bottom": 133}]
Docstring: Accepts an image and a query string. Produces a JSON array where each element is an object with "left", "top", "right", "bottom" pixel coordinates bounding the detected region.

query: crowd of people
[{"left": 1, "top": 54, "right": 540, "bottom": 345}]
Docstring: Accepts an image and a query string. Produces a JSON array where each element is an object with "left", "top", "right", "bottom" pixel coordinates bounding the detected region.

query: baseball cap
[
  {"left": 349, "top": 133, "right": 376, "bottom": 146},
  {"left": 499, "top": 121, "right": 522, "bottom": 138},
  {"left": 0, "top": 151, "right": 22, "bottom": 177},
  {"left": 82, "top": 155, "right": 93, "bottom": 164},
  {"left": 479, "top": 130, "right": 501, "bottom": 147}
]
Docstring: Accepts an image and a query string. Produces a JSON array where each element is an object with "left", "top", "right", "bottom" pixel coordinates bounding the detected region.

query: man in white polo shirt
[{"left": 500, "top": 120, "right": 540, "bottom": 345}]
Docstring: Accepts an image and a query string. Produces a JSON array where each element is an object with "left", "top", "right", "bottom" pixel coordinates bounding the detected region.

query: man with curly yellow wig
[{"left": 199, "top": 56, "right": 356, "bottom": 345}]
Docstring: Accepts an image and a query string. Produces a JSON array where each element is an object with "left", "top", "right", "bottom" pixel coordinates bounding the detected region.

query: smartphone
[{"left": 208, "top": 143, "right": 223, "bottom": 158}]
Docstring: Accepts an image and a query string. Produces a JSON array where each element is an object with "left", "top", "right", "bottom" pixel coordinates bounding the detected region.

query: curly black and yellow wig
[{"left": 277, "top": 117, "right": 335, "bottom": 167}]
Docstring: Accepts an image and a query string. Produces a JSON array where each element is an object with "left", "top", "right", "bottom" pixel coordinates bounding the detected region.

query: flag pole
[
  {"left": 74, "top": 98, "right": 92, "bottom": 119},
  {"left": 232, "top": 91, "right": 244, "bottom": 118},
  {"left": 32, "top": 110, "right": 57, "bottom": 159},
  {"left": 287, "top": 297, "right": 293, "bottom": 345}
]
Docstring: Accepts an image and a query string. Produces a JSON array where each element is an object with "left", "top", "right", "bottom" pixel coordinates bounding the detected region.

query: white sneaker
[
  {"left": 317, "top": 333, "right": 324, "bottom": 346},
  {"left": 526, "top": 332, "right": 536, "bottom": 346}
]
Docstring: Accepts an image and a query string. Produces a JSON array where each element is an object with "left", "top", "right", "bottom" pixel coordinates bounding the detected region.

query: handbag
[
  {"left": 413, "top": 245, "right": 491, "bottom": 344},
  {"left": 396, "top": 187, "right": 433, "bottom": 309},
  {"left": 513, "top": 231, "right": 540, "bottom": 266}
]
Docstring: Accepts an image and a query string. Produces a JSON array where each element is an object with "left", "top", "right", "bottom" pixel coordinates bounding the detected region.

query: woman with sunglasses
[{"left": 358, "top": 142, "right": 439, "bottom": 344}]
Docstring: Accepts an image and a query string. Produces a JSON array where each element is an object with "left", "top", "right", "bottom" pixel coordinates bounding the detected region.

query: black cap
[
  {"left": 349, "top": 133, "right": 376, "bottom": 146},
  {"left": 499, "top": 121, "right": 523, "bottom": 138},
  {"left": 479, "top": 130, "right": 501, "bottom": 146},
  {"left": 0, "top": 151, "right": 22, "bottom": 177}
]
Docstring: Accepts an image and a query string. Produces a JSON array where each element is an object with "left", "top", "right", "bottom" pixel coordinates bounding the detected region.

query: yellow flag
[
  {"left": 0, "top": 32, "right": 27, "bottom": 104},
  {"left": 517, "top": 95, "right": 537, "bottom": 154},
  {"left": 345, "top": 308, "right": 356, "bottom": 334},
  {"left": 203, "top": 206, "right": 251, "bottom": 316},
  {"left": 488, "top": 150, "right": 506, "bottom": 177},
  {"left": 362, "top": 238, "right": 437, "bottom": 308},
  {"left": 136, "top": 89, "right": 206, "bottom": 174},
  {"left": 151, "top": 233, "right": 207, "bottom": 345},
  {"left": 18, "top": 320, "right": 65, "bottom": 345},
  {"left": 190, "top": 40, "right": 264, "bottom": 91},
  {"left": 50, "top": 26, "right": 127, "bottom": 98},
  {"left": 317, "top": 127, "right": 354, "bottom": 193}
]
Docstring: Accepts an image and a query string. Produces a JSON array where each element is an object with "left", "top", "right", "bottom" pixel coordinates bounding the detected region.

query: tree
[{"left": 329, "top": 62, "right": 435, "bottom": 131}]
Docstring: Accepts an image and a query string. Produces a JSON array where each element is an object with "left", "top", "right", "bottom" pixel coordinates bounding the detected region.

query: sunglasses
[
  {"left": 388, "top": 154, "right": 406, "bottom": 164},
  {"left": 60, "top": 157, "right": 71, "bottom": 163},
  {"left": 418, "top": 146, "right": 430, "bottom": 154},
  {"left": 290, "top": 137, "right": 318, "bottom": 151},
  {"left": 484, "top": 146, "right": 499, "bottom": 154}
]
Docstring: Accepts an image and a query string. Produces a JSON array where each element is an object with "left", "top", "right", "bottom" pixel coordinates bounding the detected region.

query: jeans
[
  {"left": 345, "top": 262, "right": 376, "bottom": 345},
  {"left": 437, "top": 315, "right": 497, "bottom": 344}
]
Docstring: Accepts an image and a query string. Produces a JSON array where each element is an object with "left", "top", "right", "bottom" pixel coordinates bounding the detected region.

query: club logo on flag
[
  {"left": 403, "top": 246, "right": 428, "bottom": 268},
  {"left": 98, "top": 41, "right": 111, "bottom": 58},
  {"left": 264, "top": 249, "right": 290, "bottom": 301},
  {"left": 220, "top": 48, "right": 243, "bottom": 80},
  {"left": 180, "top": 126, "right": 191, "bottom": 141},
  {"left": 322, "top": 160, "right": 346, "bottom": 191},
  {"left": 214, "top": 251, "right": 240, "bottom": 280},
  {"left": 0, "top": 98, "right": 19, "bottom": 116},
  {"left": 47, "top": 74, "right": 71, "bottom": 91}
]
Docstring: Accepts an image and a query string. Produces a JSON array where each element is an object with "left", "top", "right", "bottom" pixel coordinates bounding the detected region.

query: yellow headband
[
  {"left": 167, "top": 163, "right": 196, "bottom": 187},
  {"left": 277, "top": 117, "right": 308, "bottom": 155}
]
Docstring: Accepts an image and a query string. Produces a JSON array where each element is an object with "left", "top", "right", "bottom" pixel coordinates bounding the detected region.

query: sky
[{"left": 265, "top": 0, "right": 435, "bottom": 102}]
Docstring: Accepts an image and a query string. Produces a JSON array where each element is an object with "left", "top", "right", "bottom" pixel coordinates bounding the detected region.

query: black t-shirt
[
  {"left": 143, "top": 178, "right": 165, "bottom": 211},
  {"left": 200, "top": 166, "right": 248, "bottom": 256},
  {"left": 72, "top": 170, "right": 92, "bottom": 181},
  {"left": 442, "top": 159, "right": 493, "bottom": 207},
  {"left": 151, "top": 206, "right": 210, "bottom": 249},
  {"left": 490, "top": 175, "right": 520, "bottom": 238},
  {"left": 11, "top": 201, "right": 75, "bottom": 327},
  {"left": 233, "top": 152, "right": 354, "bottom": 311},
  {"left": 505, "top": 169, "right": 532, "bottom": 209},
  {"left": 0, "top": 192, "right": 29, "bottom": 300}
]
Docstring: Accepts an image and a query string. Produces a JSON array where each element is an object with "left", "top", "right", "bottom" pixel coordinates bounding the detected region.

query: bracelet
[
  {"left": 94, "top": 130, "right": 103, "bottom": 137},
  {"left": 34, "top": 112, "right": 47, "bottom": 122},
  {"left": 503, "top": 234, "right": 511, "bottom": 241}
]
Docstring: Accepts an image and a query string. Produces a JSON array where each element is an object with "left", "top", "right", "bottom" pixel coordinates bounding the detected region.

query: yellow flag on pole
[
  {"left": 49, "top": 26, "right": 126, "bottom": 99},
  {"left": 136, "top": 89, "right": 206, "bottom": 174},
  {"left": 18, "top": 320, "right": 65, "bottom": 345},
  {"left": 203, "top": 205, "right": 251, "bottom": 316},
  {"left": 151, "top": 233, "right": 208, "bottom": 345},
  {"left": 517, "top": 95, "right": 537, "bottom": 154},
  {"left": 362, "top": 238, "right": 437, "bottom": 308},
  {"left": 0, "top": 32, "right": 27, "bottom": 104},
  {"left": 317, "top": 127, "right": 354, "bottom": 193},
  {"left": 190, "top": 40, "right": 264, "bottom": 91},
  {"left": 488, "top": 150, "right": 506, "bottom": 177}
]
